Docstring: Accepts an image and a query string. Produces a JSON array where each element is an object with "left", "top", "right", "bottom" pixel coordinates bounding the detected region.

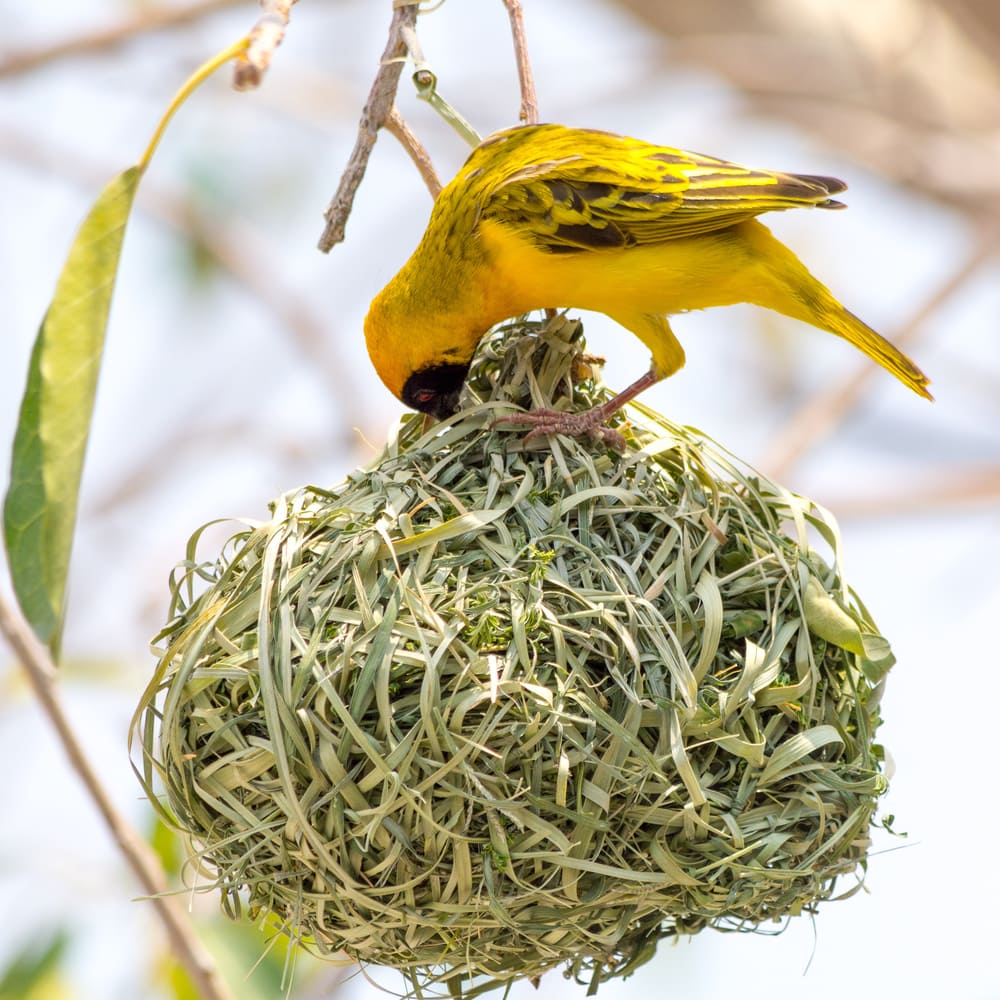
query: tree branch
[
  {"left": 0, "top": 592, "right": 238, "bottom": 1000},
  {"left": 384, "top": 107, "right": 442, "bottom": 197},
  {"left": 502, "top": 0, "right": 539, "bottom": 124},
  {"left": 233, "top": 0, "right": 298, "bottom": 91},
  {"left": 0, "top": 0, "right": 244, "bottom": 78},
  {"left": 317, "top": 1, "right": 420, "bottom": 252}
]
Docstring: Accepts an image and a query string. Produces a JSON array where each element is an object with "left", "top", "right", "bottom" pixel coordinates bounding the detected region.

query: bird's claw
[{"left": 491, "top": 408, "right": 627, "bottom": 451}]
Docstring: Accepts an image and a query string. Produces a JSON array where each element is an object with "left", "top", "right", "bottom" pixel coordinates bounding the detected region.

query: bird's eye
[{"left": 402, "top": 363, "right": 468, "bottom": 416}]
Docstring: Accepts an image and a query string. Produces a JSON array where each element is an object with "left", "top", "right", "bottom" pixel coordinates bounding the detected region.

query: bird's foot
[
  {"left": 491, "top": 368, "right": 663, "bottom": 452},
  {"left": 491, "top": 406, "right": 627, "bottom": 451}
]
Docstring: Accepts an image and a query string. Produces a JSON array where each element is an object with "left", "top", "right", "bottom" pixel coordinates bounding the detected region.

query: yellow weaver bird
[{"left": 364, "top": 124, "right": 932, "bottom": 438}]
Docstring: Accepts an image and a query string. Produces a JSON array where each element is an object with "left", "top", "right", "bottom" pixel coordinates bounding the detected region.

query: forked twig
[
  {"left": 385, "top": 107, "right": 443, "bottom": 197},
  {"left": 318, "top": 1, "right": 420, "bottom": 251}
]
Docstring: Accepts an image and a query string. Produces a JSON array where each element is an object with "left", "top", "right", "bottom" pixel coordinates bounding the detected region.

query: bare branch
[
  {"left": 0, "top": 593, "right": 239, "bottom": 1000},
  {"left": 233, "top": 0, "right": 298, "bottom": 91},
  {"left": 502, "top": 0, "right": 539, "bottom": 124},
  {"left": 614, "top": 0, "right": 1000, "bottom": 210},
  {"left": 0, "top": 0, "right": 243, "bottom": 78},
  {"left": 759, "top": 223, "right": 1000, "bottom": 481},
  {"left": 317, "top": 1, "right": 420, "bottom": 252},
  {"left": 818, "top": 465, "right": 1000, "bottom": 519},
  {"left": 384, "top": 107, "right": 443, "bottom": 197}
]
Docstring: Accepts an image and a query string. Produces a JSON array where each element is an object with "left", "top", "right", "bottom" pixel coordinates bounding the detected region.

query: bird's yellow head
[
  {"left": 363, "top": 133, "right": 521, "bottom": 417},
  {"left": 363, "top": 280, "right": 481, "bottom": 419}
]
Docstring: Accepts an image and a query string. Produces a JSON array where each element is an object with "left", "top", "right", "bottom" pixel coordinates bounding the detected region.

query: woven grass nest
[{"left": 134, "top": 317, "right": 895, "bottom": 996}]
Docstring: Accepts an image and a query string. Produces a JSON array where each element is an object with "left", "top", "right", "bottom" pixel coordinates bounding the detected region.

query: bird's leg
[{"left": 492, "top": 367, "right": 662, "bottom": 450}]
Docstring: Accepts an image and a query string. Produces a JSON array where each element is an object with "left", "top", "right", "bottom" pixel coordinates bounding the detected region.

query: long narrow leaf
[
  {"left": 4, "top": 167, "right": 140, "bottom": 649},
  {"left": 3, "top": 37, "right": 248, "bottom": 656}
]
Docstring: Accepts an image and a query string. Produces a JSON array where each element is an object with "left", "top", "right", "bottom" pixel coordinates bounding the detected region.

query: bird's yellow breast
[{"left": 478, "top": 218, "right": 764, "bottom": 319}]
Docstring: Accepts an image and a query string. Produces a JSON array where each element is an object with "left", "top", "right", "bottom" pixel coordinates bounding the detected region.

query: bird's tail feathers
[
  {"left": 818, "top": 302, "right": 933, "bottom": 400},
  {"left": 743, "top": 222, "right": 933, "bottom": 400}
]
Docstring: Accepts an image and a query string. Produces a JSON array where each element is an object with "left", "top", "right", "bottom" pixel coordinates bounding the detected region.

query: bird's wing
[{"left": 476, "top": 129, "right": 846, "bottom": 253}]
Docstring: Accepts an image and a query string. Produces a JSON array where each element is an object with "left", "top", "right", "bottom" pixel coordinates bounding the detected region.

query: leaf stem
[{"left": 138, "top": 36, "right": 249, "bottom": 172}]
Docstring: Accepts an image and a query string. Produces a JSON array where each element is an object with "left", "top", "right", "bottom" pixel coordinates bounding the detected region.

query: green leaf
[
  {"left": 4, "top": 167, "right": 141, "bottom": 652},
  {"left": 0, "top": 931, "right": 69, "bottom": 1000},
  {"left": 802, "top": 573, "right": 865, "bottom": 656},
  {"left": 859, "top": 631, "right": 896, "bottom": 682}
]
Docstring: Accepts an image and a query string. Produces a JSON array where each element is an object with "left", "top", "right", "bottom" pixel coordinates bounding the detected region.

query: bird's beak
[{"left": 437, "top": 387, "right": 463, "bottom": 418}]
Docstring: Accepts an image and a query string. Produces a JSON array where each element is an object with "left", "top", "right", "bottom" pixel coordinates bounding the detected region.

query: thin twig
[
  {"left": 0, "top": 593, "right": 238, "bottom": 1000},
  {"left": 0, "top": 0, "right": 243, "bottom": 78},
  {"left": 233, "top": 0, "right": 298, "bottom": 91},
  {"left": 317, "top": 1, "right": 420, "bottom": 251},
  {"left": 759, "top": 223, "right": 1000, "bottom": 481},
  {"left": 502, "top": 0, "right": 539, "bottom": 124},
  {"left": 385, "top": 107, "right": 443, "bottom": 197}
]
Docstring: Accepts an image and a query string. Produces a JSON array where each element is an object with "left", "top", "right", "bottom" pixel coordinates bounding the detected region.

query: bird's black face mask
[{"left": 402, "top": 362, "right": 471, "bottom": 419}]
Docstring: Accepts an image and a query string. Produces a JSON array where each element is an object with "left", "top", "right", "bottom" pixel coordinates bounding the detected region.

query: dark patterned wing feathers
[{"left": 473, "top": 128, "right": 848, "bottom": 253}]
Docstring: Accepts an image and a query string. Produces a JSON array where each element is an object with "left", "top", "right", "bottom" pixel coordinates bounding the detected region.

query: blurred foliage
[
  {"left": 0, "top": 932, "right": 72, "bottom": 1000},
  {"left": 146, "top": 817, "right": 335, "bottom": 999}
]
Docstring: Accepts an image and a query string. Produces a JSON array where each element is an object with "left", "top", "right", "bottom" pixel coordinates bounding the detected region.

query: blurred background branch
[
  {"left": 0, "top": 0, "right": 244, "bottom": 77},
  {"left": 618, "top": 0, "right": 1000, "bottom": 208},
  {"left": 760, "top": 219, "right": 1000, "bottom": 479},
  {"left": 0, "top": 592, "right": 238, "bottom": 1000}
]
